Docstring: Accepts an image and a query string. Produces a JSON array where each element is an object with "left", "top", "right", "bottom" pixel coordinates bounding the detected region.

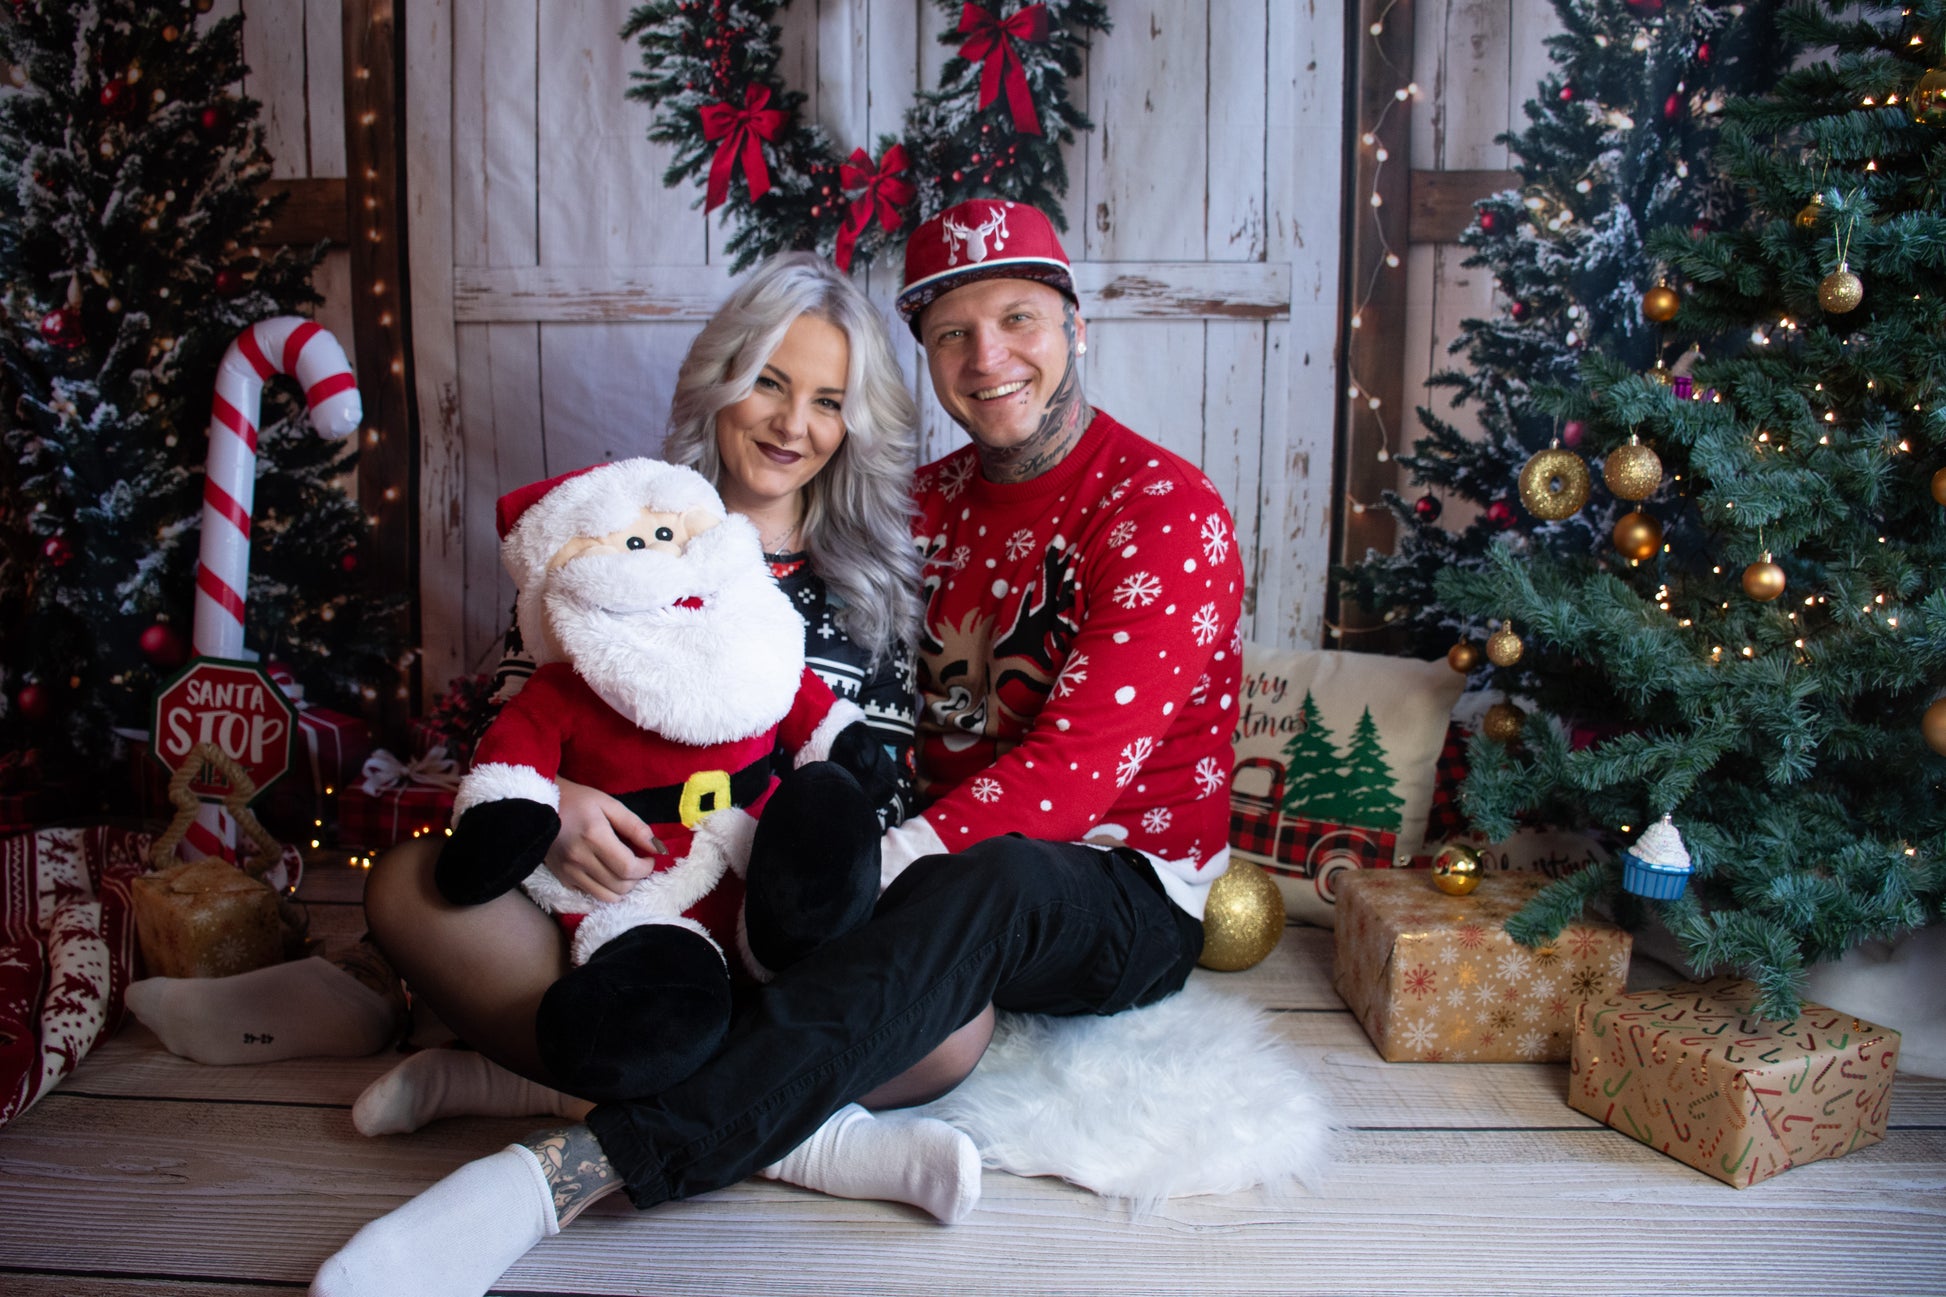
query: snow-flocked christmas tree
[{"left": 0, "top": 1, "right": 394, "bottom": 783}]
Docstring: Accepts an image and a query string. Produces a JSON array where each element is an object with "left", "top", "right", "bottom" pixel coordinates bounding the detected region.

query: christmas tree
[
  {"left": 0, "top": 2, "right": 394, "bottom": 783},
  {"left": 1278, "top": 692, "right": 1347, "bottom": 819},
  {"left": 1342, "top": 0, "right": 1789, "bottom": 659},
  {"left": 1339, "top": 709, "right": 1405, "bottom": 833},
  {"left": 1433, "top": 0, "right": 1946, "bottom": 1016}
]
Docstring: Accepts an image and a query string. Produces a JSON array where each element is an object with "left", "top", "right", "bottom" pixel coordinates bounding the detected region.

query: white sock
[
  {"left": 353, "top": 1049, "right": 592, "bottom": 1136},
  {"left": 125, "top": 956, "right": 399, "bottom": 1065},
  {"left": 757, "top": 1103, "right": 981, "bottom": 1223},
  {"left": 310, "top": 1143, "right": 559, "bottom": 1297}
]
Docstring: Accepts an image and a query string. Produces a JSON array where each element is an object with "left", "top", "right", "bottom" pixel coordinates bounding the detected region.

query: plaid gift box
[
  {"left": 1570, "top": 978, "right": 1900, "bottom": 1187},
  {"left": 334, "top": 749, "right": 460, "bottom": 851},
  {"left": 1333, "top": 869, "right": 1631, "bottom": 1062}
]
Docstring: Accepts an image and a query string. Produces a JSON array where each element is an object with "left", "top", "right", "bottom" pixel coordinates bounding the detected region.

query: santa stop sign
[{"left": 150, "top": 657, "right": 299, "bottom": 802}]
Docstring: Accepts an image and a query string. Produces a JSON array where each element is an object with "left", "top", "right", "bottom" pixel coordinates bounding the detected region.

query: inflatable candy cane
[{"left": 179, "top": 318, "right": 361, "bottom": 867}]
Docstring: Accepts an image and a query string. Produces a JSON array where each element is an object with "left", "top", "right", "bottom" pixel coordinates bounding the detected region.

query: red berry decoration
[
  {"left": 1509, "top": 300, "right": 1530, "bottom": 321},
  {"left": 1664, "top": 92, "right": 1684, "bottom": 121},
  {"left": 1561, "top": 419, "right": 1586, "bottom": 449},
  {"left": 1414, "top": 494, "right": 1443, "bottom": 522},
  {"left": 15, "top": 683, "right": 50, "bottom": 721},
  {"left": 340, "top": 552, "right": 359, "bottom": 572},
  {"left": 1697, "top": 41, "right": 1712, "bottom": 64},
  {"left": 38, "top": 306, "right": 83, "bottom": 349},
  {"left": 41, "top": 535, "right": 73, "bottom": 567},
  {"left": 1558, "top": 83, "right": 1576, "bottom": 102},
  {"left": 1478, "top": 211, "right": 1498, "bottom": 233},
  {"left": 99, "top": 75, "right": 132, "bottom": 115},
  {"left": 198, "top": 104, "right": 227, "bottom": 136},
  {"left": 138, "top": 622, "right": 187, "bottom": 669},
  {"left": 214, "top": 268, "right": 245, "bottom": 297},
  {"left": 1486, "top": 499, "right": 1517, "bottom": 529}
]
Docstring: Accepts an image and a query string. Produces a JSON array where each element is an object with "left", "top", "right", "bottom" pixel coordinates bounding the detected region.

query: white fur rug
[{"left": 912, "top": 979, "right": 1332, "bottom": 1210}]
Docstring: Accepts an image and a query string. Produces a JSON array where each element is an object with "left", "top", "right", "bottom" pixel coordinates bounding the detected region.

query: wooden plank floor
[{"left": 3, "top": 864, "right": 1944, "bottom": 1296}]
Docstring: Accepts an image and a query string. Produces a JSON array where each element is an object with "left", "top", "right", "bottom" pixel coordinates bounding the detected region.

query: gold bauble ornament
[
  {"left": 1924, "top": 698, "right": 1946, "bottom": 757},
  {"left": 1642, "top": 283, "right": 1681, "bottom": 324},
  {"left": 1793, "top": 193, "right": 1825, "bottom": 229},
  {"left": 1430, "top": 843, "right": 1485, "bottom": 896},
  {"left": 1603, "top": 437, "right": 1664, "bottom": 501},
  {"left": 1742, "top": 553, "right": 1786, "bottom": 602},
  {"left": 1818, "top": 263, "right": 1863, "bottom": 314},
  {"left": 1911, "top": 67, "right": 1946, "bottom": 128},
  {"left": 1518, "top": 446, "right": 1591, "bottom": 520},
  {"left": 1932, "top": 466, "right": 1946, "bottom": 507},
  {"left": 1613, "top": 511, "right": 1663, "bottom": 561},
  {"left": 1482, "top": 701, "right": 1525, "bottom": 744},
  {"left": 1447, "top": 641, "right": 1482, "bottom": 673},
  {"left": 1199, "top": 858, "right": 1286, "bottom": 971},
  {"left": 1486, "top": 625, "right": 1525, "bottom": 667}
]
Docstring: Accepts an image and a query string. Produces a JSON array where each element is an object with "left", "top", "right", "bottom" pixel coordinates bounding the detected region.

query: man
[{"left": 312, "top": 201, "right": 1244, "bottom": 1297}]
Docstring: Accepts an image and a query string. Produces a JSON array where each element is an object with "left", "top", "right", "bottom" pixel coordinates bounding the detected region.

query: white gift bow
[{"left": 359, "top": 748, "right": 464, "bottom": 798}]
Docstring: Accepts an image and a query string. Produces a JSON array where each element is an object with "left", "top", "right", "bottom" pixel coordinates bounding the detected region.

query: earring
[{"left": 1077, "top": 341, "right": 1087, "bottom": 356}]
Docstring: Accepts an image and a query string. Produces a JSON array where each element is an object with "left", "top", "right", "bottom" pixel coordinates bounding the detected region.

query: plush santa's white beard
[{"left": 543, "top": 518, "right": 807, "bottom": 746}]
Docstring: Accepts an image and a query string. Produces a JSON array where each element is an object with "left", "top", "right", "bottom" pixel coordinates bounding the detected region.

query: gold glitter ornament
[
  {"left": 1447, "top": 641, "right": 1482, "bottom": 673},
  {"left": 1931, "top": 466, "right": 1946, "bottom": 507},
  {"left": 1642, "top": 283, "right": 1681, "bottom": 323},
  {"left": 1198, "top": 858, "right": 1286, "bottom": 971},
  {"left": 1818, "top": 263, "right": 1863, "bottom": 313},
  {"left": 1613, "top": 511, "right": 1663, "bottom": 561},
  {"left": 1519, "top": 446, "right": 1591, "bottom": 519},
  {"left": 1912, "top": 67, "right": 1946, "bottom": 128},
  {"left": 1925, "top": 698, "right": 1946, "bottom": 757},
  {"left": 1647, "top": 359, "right": 1676, "bottom": 387},
  {"left": 1742, "top": 554, "right": 1786, "bottom": 602},
  {"left": 1603, "top": 436, "right": 1663, "bottom": 501},
  {"left": 1482, "top": 701, "right": 1525, "bottom": 744},
  {"left": 1794, "top": 193, "right": 1824, "bottom": 229},
  {"left": 1430, "top": 842, "right": 1484, "bottom": 896},
  {"left": 1487, "top": 625, "right": 1525, "bottom": 667}
]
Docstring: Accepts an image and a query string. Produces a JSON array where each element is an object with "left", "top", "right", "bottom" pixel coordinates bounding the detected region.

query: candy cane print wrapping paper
[{"left": 1569, "top": 978, "right": 1901, "bottom": 1187}]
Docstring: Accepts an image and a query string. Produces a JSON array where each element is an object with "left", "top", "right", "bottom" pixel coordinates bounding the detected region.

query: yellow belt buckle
[{"left": 678, "top": 769, "right": 734, "bottom": 828}]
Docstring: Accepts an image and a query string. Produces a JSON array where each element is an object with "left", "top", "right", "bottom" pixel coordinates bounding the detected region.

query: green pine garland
[{"left": 622, "top": 0, "right": 1109, "bottom": 272}]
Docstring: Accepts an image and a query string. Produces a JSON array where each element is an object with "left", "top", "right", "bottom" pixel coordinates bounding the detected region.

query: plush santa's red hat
[
  {"left": 896, "top": 198, "right": 1076, "bottom": 336},
  {"left": 497, "top": 458, "right": 726, "bottom": 662}
]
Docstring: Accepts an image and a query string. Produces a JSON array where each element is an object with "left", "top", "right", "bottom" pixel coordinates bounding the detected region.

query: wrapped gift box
[
  {"left": 1333, "top": 869, "right": 1632, "bottom": 1062},
  {"left": 1569, "top": 978, "right": 1900, "bottom": 1187},
  {"left": 336, "top": 778, "right": 455, "bottom": 851},
  {"left": 131, "top": 857, "right": 284, "bottom": 979}
]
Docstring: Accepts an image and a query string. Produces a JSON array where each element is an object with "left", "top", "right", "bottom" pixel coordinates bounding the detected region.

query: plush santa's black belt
[{"left": 615, "top": 754, "right": 773, "bottom": 827}]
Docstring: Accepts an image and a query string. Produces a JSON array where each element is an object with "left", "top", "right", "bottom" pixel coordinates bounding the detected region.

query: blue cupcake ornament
[{"left": 1620, "top": 814, "right": 1691, "bottom": 900}]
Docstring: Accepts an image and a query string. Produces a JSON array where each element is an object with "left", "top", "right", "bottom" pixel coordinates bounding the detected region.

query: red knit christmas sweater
[{"left": 911, "top": 409, "right": 1244, "bottom": 913}]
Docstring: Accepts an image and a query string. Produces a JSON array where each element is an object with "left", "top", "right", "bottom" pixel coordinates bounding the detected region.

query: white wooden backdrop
[{"left": 402, "top": 0, "right": 1344, "bottom": 693}]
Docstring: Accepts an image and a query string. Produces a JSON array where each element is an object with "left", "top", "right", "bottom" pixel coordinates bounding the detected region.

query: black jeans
[{"left": 586, "top": 835, "right": 1204, "bottom": 1207}]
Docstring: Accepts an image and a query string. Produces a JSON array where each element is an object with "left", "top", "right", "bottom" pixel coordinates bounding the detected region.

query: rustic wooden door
[{"left": 403, "top": 0, "right": 1344, "bottom": 692}]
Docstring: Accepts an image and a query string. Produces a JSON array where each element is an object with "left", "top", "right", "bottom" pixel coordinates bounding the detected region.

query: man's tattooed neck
[{"left": 978, "top": 301, "right": 1089, "bottom": 484}]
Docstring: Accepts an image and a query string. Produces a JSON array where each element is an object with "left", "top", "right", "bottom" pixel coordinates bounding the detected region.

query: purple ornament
[{"left": 1672, "top": 375, "right": 1694, "bottom": 401}]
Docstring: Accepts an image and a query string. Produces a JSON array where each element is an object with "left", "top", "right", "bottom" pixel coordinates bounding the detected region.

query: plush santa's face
[{"left": 538, "top": 503, "right": 807, "bottom": 747}]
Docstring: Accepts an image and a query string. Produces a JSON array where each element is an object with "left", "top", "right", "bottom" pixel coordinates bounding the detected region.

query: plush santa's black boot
[
  {"left": 533, "top": 924, "right": 731, "bottom": 1102},
  {"left": 743, "top": 760, "right": 881, "bottom": 973}
]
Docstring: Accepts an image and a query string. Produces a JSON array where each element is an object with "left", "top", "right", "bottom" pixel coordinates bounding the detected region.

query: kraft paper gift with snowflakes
[
  {"left": 130, "top": 857, "right": 283, "bottom": 979},
  {"left": 1568, "top": 978, "right": 1900, "bottom": 1187},
  {"left": 1332, "top": 869, "right": 1631, "bottom": 1062},
  {"left": 1229, "top": 645, "right": 1465, "bottom": 927}
]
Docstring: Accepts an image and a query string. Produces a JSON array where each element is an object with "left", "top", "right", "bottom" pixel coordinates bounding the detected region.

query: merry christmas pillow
[{"left": 1228, "top": 645, "right": 1464, "bottom": 928}]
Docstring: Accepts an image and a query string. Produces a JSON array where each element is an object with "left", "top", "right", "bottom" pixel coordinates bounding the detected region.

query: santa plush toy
[{"left": 437, "top": 458, "right": 889, "bottom": 1101}]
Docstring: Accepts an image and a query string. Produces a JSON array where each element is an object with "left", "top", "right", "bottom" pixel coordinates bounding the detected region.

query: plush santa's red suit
[{"left": 437, "top": 458, "right": 888, "bottom": 1099}]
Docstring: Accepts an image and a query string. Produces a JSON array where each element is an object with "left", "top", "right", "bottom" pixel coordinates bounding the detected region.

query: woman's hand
[{"left": 547, "top": 778, "right": 664, "bottom": 903}]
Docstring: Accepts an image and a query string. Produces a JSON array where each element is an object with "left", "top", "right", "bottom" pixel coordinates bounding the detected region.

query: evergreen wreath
[{"left": 622, "top": 0, "right": 1110, "bottom": 273}]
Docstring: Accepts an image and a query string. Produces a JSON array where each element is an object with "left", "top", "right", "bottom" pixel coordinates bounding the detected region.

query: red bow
[
  {"left": 699, "top": 85, "right": 787, "bottom": 210},
  {"left": 958, "top": 3, "right": 1049, "bottom": 136},
  {"left": 834, "top": 145, "right": 915, "bottom": 272}
]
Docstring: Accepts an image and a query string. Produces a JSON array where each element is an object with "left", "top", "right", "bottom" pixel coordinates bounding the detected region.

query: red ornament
[
  {"left": 138, "top": 622, "right": 187, "bottom": 669},
  {"left": 1558, "top": 83, "right": 1576, "bottom": 102},
  {"left": 1478, "top": 210, "right": 1498, "bottom": 233},
  {"left": 1486, "top": 500, "right": 1517, "bottom": 529},
  {"left": 15, "top": 684, "right": 50, "bottom": 721},
  {"left": 1697, "top": 41, "right": 1712, "bottom": 64},
  {"left": 1509, "top": 300, "right": 1530, "bottom": 321},
  {"left": 99, "top": 76, "right": 132, "bottom": 115},
  {"left": 1414, "top": 494, "right": 1443, "bottom": 522},
  {"left": 1561, "top": 419, "right": 1586, "bottom": 449},
  {"left": 214, "top": 268, "right": 245, "bottom": 297},
  {"left": 38, "top": 306, "right": 83, "bottom": 349},
  {"left": 1625, "top": 0, "right": 1663, "bottom": 10},
  {"left": 198, "top": 104, "right": 226, "bottom": 136},
  {"left": 41, "top": 535, "right": 73, "bottom": 567},
  {"left": 340, "top": 552, "right": 359, "bottom": 572},
  {"left": 1663, "top": 92, "right": 1684, "bottom": 121}
]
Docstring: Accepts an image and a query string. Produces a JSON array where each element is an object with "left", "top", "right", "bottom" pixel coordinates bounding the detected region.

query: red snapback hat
[{"left": 897, "top": 199, "right": 1076, "bottom": 336}]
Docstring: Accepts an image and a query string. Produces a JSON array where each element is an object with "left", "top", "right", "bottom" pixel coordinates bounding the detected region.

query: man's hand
[{"left": 547, "top": 778, "right": 664, "bottom": 903}]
